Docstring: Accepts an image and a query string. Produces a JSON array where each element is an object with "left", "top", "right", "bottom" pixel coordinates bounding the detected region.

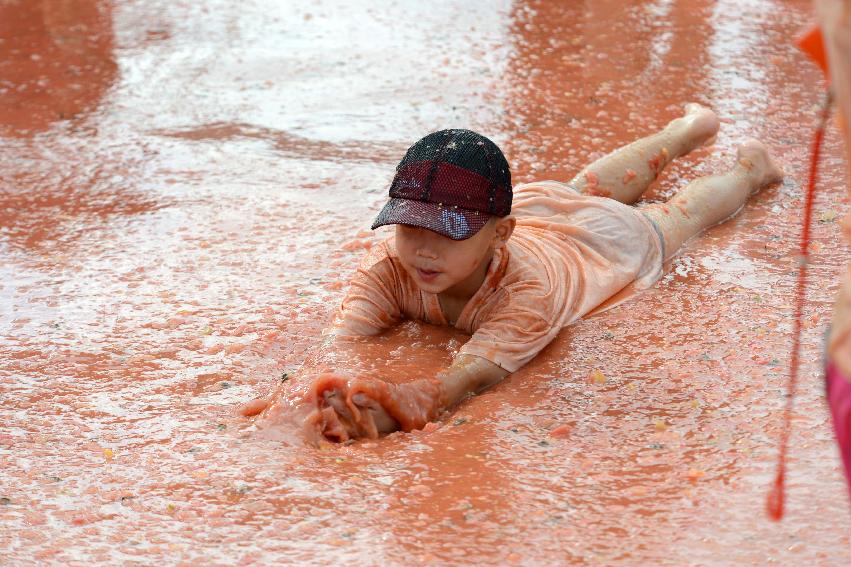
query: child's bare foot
[
  {"left": 668, "top": 103, "right": 720, "bottom": 152},
  {"left": 735, "top": 138, "right": 784, "bottom": 192}
]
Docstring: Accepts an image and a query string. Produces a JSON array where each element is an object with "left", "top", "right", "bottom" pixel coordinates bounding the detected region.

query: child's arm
[
  {"left": 339, "top": 353, "right": 509, "bottom": 436},
  {"left": 435, "top": 354, "right": 509, "bottom": 408}
]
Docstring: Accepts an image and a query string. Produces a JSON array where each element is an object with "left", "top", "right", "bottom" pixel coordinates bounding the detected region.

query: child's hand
[
  {"left": 349, "top": 392, "right": 400, "bottom": 434},
  {"left": 311, "top": 375, "right": 398, "bottom": 440},
  {"left": 308, "top": 374, "right": 371, "bottom": 441},
  {"left": 346, "top": 377, "right": 444, "bottom": 433},
  {"left": 308, "top": 375, "right": 445, "bottom": 442}
]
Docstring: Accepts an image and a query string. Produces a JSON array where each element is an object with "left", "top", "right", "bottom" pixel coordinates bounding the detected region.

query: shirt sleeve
[
  {"left": 332, "top": 244, "right": 404, "bottom": 336},
  {"left": 458, "top": 284, "right": 565, "bottom": 373}
]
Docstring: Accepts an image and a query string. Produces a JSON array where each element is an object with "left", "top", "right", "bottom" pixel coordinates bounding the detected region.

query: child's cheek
[{"left": 465, "top": 255, "right": 480, "bottom": 276}]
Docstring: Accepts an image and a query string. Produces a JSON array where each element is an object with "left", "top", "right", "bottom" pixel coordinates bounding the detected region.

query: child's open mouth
[{"left": 416, "top": 268, "right": 440, "bottom": 281}]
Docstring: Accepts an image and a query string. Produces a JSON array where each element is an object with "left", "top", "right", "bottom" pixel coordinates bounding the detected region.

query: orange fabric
[
  {"left": 335, "top": 181, "right": 663, "bottom": 372},
  {"left": 797, "top": 24, "right": 829, "bottom": 78}
]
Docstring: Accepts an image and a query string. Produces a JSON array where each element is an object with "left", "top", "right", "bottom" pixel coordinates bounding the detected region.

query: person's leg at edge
[
  {"left": 569, "top": 103, "right": 720, "bottom": 204},
  {"left": 641, "top": 139, "right": 784, "bottom": 260}
]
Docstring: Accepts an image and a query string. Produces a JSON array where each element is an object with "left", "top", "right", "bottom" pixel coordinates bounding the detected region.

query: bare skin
[
  {"left": 570, "top": 103, "right": 721, "bottom": 203},
  {"left": 641, "top": 138, "right": 784, "bottom": 259},
  {"left": 322, "top": 353, "right": 508, "bottom": 435},
  {"left": 243, "top": 103, "right": 784, "bottom": 440}
]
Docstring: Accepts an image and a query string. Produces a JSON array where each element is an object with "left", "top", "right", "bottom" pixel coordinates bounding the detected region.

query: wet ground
[{"left": 2, "top": 0, "right": 851, "bottom": 564}]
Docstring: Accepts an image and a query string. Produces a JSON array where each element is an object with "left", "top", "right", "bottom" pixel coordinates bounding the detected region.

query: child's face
[{"left": 394, "top": 217, "right": 510, "bottom": 296}]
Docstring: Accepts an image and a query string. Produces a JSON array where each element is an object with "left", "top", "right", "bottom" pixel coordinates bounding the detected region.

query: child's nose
[
  {"left": 408, "top": 227, "right": 439, "bottom": 258},
  {"left": 415, "top": 245, "right": 437, "bottom": 259}
]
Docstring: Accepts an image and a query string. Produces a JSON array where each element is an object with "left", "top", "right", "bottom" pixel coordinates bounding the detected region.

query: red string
[{"left": 767, "top": 91, "right": 833, "bottom": 521}]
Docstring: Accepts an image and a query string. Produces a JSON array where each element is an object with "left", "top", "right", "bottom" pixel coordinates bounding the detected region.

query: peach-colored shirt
[{"left": 335, "top": 181, "right": 663, "bottom": 372}]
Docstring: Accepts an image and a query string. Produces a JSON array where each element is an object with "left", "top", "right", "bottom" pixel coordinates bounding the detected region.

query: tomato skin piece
[{"left": 549, "top": 424, "right": 571, "bottom": 439}]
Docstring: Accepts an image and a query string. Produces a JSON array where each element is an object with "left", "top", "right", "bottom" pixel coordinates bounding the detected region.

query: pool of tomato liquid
[{"left": 2, "top": 0, "right": 850, "bottom": 564}]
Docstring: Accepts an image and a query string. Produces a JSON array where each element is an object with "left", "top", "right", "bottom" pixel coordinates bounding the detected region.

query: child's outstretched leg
[
  {"left": 570, "top": 103, "right": 720, "bottom": 204},
  {"left": 641, "top": 139, "right": 784, "bottom": 259}
]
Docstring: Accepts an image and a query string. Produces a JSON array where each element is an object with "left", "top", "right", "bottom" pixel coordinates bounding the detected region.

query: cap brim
[{"left": 371, "top": 198, "right": 490, "bottom": 241}]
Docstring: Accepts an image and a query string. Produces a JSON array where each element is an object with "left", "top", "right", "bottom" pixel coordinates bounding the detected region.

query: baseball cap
[{"left": 371, "top": 129, "right": 512, "bottom": 240}]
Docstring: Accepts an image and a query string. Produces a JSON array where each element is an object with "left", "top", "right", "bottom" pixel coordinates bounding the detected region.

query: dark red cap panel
[{"left": 389, "top": 160, "right": 511, "bottom": 216}]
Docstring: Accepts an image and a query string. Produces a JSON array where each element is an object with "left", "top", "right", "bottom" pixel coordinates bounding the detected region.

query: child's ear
[{"left": 492, "top": 216, "right": 516, "bottom": 248}]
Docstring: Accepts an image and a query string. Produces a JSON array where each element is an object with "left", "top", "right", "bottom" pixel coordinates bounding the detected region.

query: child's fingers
[
  {"left": 351, "top": 392, "right": 378, "bottom": 408},
  {"left": 324, "top": 390, "right": 352, "bottom": 419},
  {"left": 349, "top": 392, "right": 385, "bottom": 437},
  {"left": 318, "top": 406, "right": 351, "bottom": 443},
  {"left": 310, "top": 373, "right": 352, "bottom": 407}
]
